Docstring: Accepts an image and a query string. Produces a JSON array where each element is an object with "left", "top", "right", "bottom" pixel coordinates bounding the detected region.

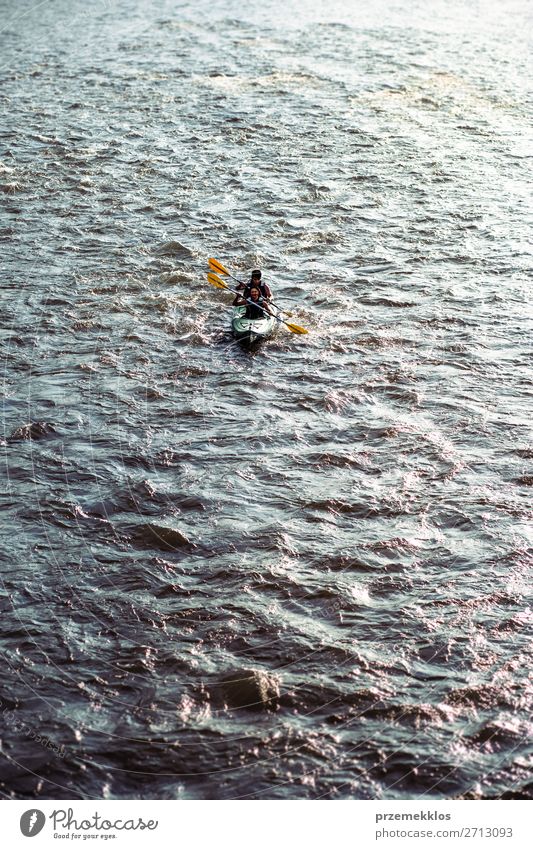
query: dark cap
[{"left": 251, "top": 269, "right": 262, "bottom": 279}]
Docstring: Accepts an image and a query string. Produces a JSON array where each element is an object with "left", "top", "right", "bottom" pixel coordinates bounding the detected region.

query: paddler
[
  {"left": 234, "top": 285, "right": 274, "bottom": 320},
  {"left": 232, "top": 269, "right": 272, "bottom": 305}
]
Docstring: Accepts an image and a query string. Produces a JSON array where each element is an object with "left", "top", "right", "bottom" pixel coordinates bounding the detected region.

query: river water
[{"left": 1, "top": 0, "right": 532, "bottom": 800}]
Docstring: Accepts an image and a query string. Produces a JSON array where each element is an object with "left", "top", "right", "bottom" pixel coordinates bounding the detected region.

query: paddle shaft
[
  {"left": 208, "top": 264, "right": 308, "bottom": 333},
  {"left": 209, "top": 262, "right": 293, "bottom": 317},
  {"left": 217, "top": 281, "right": 280, "bottom": 322}
]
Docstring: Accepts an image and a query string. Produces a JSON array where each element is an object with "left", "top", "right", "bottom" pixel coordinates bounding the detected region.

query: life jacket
[{"left": 245, "top": 298, "right": 266, "bottom": 320}]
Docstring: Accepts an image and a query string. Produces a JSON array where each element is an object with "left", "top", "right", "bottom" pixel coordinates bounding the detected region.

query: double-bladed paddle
[
  {"left": 207, "top": 272, "right": 308, "bottom": 335},
  {"left": 208, "top": 257, "right": 295, "bottom": 318}
]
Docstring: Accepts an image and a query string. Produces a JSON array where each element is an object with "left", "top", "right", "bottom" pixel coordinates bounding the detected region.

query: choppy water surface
[{"left": 1, "top": 0, "right": 532, "bottom": 800}]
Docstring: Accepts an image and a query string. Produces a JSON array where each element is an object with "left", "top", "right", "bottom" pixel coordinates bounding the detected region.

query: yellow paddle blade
[
  {"left": 285, "top": 322, "right": 308, "bottom": 335},
  {"left": 208, "top": 257, "right": 230, "bottom": 276},
  {"left": 207, "top": 272, "right": 229, "bottom": 289}
]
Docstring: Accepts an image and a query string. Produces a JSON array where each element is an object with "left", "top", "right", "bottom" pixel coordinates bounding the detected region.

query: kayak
[{"left": 231, "top": 305, "right": 278, "bottom": 345}]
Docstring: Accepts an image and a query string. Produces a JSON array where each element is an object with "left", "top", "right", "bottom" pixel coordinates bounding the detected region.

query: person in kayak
[
  {"left": 232, "top": 269, "right": 272, "bottom": 305},
  {"left": 234, "top": 285, "right": 274, "bottom": 319}
]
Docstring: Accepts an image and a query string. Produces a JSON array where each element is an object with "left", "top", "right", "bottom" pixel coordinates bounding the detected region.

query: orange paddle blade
[
  {"left": 208, "top": 257, "right": 230, "bottom": 276},
  {"left": 207, "top": 272, "right": 229, "bottom": 289}
]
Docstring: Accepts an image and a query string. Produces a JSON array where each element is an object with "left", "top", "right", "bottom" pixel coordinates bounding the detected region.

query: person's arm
[
  {"left": 263, "top": 283, "right": 272, "bottom": 299},
  {"left": 232, "top": 282, "right": 247, "bottom": 306},
  {"left": 259, "top": 298, "right": 274, "bottom": 316}
]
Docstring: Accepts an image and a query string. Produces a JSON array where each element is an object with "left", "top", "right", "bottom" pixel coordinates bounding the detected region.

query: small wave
[
  {"left": 8, "top": 421, "right": 57, "bottom": 441},
  {"left": 465, "top": 719, "right": 532, "bottom": 752},
  {"left": 445, "top": 684, "right": 519, "bottom": 711},
  {"left": 365, "top": 538, "right": 421, "bottom": 554},
  {"left": 305, "top": 451, "right": 371, "bottom": 469},
  {"left": 154, "top": 240, "right": 195, "bottom": 258},
  {"left": 125, "top": 522, "right": 197, "bottom": 552}
]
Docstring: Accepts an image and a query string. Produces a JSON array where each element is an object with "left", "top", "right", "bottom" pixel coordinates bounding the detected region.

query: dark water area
[{"left": 1, "top": 0, "right": 532, "bottom": 800}]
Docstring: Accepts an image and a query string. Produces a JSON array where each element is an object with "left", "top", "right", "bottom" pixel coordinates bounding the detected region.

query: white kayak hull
[{"left": 231, "top": 306, "right": 278, "bottom": 345}]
